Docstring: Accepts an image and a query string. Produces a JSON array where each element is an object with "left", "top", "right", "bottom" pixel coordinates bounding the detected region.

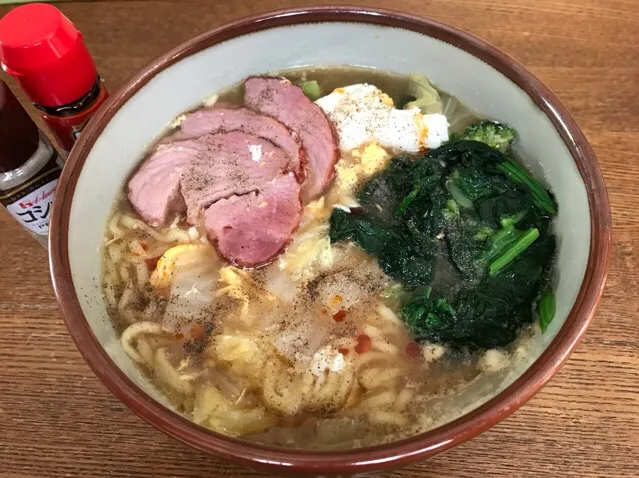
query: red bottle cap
[{"left": 0, "top": 3, "right": 97, "bottom": 108}]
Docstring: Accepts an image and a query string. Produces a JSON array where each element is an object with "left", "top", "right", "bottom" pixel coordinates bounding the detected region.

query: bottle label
[
  {"left": 43, "top": 112, "right": 89, "bottom": 154},
  {"left": 0, "top": 157, "right": 61, "bottom": 236}
]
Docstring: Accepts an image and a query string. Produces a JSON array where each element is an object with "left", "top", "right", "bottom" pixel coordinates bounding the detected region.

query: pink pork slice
[
  {"left": 180, "top": 131, "right": 291, "bottom": 224},
  {"left": 172, "top": 107, "right": 306, "bottom": 181},
  {"left": 244, "top": 77, "right": 339, "bottom": 203},
  {"left": 128, "top": 131, "right": 291, "bottom": 226},
  {"left": 204, "top": 173, "right": 302, "bottom": 267},
  {"left": 127, "top": 139, "right": 202, "bottom": 227}
]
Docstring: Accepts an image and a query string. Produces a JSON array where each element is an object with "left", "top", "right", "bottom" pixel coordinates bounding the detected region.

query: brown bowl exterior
[{"left": 48, "top": 6, "right": 612, "bottom": 477}]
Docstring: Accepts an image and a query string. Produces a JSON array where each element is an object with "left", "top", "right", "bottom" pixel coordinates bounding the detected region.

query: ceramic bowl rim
[{"left": 48, "top": 5, "right": 612, "bottom": 474}]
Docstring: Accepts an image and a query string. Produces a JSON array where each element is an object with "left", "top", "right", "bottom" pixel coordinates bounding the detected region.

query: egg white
[{"left": 315, "top": 83, "right": 449, "bottom": 153}]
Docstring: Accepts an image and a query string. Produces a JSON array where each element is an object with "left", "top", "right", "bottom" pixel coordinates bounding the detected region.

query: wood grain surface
[{"left": 0, "top": 0, "right": 637, "bottom": 477}]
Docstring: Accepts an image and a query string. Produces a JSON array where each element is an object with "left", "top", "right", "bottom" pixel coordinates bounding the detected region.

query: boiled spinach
[
  {"left": 328, "top": 121, "right": 558, "bottom": 349},
  {"left": 328, "top": 209, "right": 434, "bottom": 286}
]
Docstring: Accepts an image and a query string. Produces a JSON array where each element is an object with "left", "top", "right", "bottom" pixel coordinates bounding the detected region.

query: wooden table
[{"left": 1, "top": 0, "right": 637, "bottom": 476}]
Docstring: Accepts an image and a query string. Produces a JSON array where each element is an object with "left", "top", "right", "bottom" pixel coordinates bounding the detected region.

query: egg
[
  {"left": 354, "top": 141, "right": 392, "bottom": 177},
  {"left": 334, "top": 161, "right": 360, "bottom": 197},
  {"left": 315, "top": 83, "right": 449, "bottom": 153},
  {"left": 150, "top": 244, "right": 209, "bottom": 290},
  {"left": 331, "top": 141, "right": 392, "bottom": 201}
]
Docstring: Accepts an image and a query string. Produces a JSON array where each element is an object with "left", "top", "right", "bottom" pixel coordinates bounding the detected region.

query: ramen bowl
[{"left": 49, "top": 6, "right": 611, "bottom": 477}]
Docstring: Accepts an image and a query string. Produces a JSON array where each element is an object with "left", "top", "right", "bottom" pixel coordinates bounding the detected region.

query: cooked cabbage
[
  {"left": 151, "top": 244, "right": 219, "bottom": 332},
  {"left": 404, "top": 74, "right": 443, "bottom": 114}
]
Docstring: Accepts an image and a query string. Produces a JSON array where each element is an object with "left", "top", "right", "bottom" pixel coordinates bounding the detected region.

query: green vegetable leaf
[
  {"left": 445, "top": 176, "right": 474, "bottom": 209},
  {"left": 379, "top": 235, "right": 434, "bottom": 286},
  {"left": 381, "top": 283, "right": 413, "bottom": 306},
  {"left": 444, "top": 212, "right": 491, "bottom": 281},
  {"left": 488, "top": 227, "right": 540, "bottom": 276},
  {"left": 443, "top": 199, "right": 460, "bottom": 219},
  {"left": 400, "top": 288, "right": 457, "bottom": 343},
  {"left": 329, "top": 208, "right": 435, "bottom": 286},
  {"left": 403, "top": 74, "right": 443, "bottom": 114},
  {"left": 451, "top": 257, "right": 543, "bottom": 348},
  {"left": 457, "top": 120, "right": 516, "bottom": 154},
  {"left": 538, "top": 288, "right": 556, "bottom": 332},
  {"left": 499, "top": 210, "right": 528, "bottom": 228},
  {"left": 448, "top": 122, "right": 556, "bottom": 217},
  {"left": 328, "top": 208, "right": 390, "bottom": 255},
  {"left": 427, "top": 140, "right": 505, "bottom": 169},
  {"left": 300, "top": 80, "right": 322, "bottom": 101},
  {"left": 397, "top": 94, "right": 416, "bottom": 109},
  {"left": 395, "top": 186, "right": 421, "bottom": 216},
  {"left": 496, "top": 159, "right": 557, "bottom": 216},
  {"left": 358, "top": 156, "right": 420, "bottom": 219}
]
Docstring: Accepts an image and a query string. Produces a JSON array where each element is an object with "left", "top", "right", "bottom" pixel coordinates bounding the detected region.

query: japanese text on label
[{"left": 5, "top": 179, "right": 58, "bottom": 236}]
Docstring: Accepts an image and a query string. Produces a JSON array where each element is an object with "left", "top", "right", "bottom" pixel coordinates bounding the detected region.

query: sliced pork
[
  {"left": 204, "top": 173, "right": 302, "bottom": 267},
  {"left": 172, "top": 107, "right": 306, "bottom": 180},
  {"left": 244, "top": 77, "right": 339, "bottom": 202},
  {"left": 127, "top": 140, "right": 202, "bottom": 227},
  {"left": 128, "top": 131, "right": 290, "bottom": 226},
  {"left": 180, "top": 131, "right": 290, "bottom": 224}
]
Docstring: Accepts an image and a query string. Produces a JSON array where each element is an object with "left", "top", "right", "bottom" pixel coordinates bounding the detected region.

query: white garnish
[
  {"left": 423, "top": 343, "right": 446, "bottom": 363},
  {"left": 203, "top": 93, "right": 219, "bottom": 107},
  {"left": 311, "top": 346, "right": 345, "bottom": 378},
  {"left": 248, "top": 144, "right": 263, "bottom": 162},
  {"left": 170, "top": 114, "right": 187, "bottom": 128},
  {"left": 478, "top": 349, "right": 510, "bottom": 372}
]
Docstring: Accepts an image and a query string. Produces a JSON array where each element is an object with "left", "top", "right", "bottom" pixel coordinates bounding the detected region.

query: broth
[{"left": 102, "top": 66, "right": 554, "bottom": 449}]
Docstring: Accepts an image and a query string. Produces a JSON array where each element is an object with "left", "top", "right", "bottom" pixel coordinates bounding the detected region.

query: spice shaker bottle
[
  {"left": 0, "top": 80, "right": 63, "bottom": 248},
  {"left": 0, "top": 3, "right": 108, "bottom": 155}
]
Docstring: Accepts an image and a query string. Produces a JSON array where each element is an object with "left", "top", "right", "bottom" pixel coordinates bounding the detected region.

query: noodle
[
  {"left": 120, "top": 214, "right": 191, "bottom": 243},
  {"left": 118, "top": 283, "right": 135, "bottom": 310},
  {"left": 119, "top": 264, "right": 131, "bottom": 283},
  {"left": 121, "top": 321, "right": 165, "bottom": 363},
  {"left": 395, "top": 387, "right": 415, "bottom": 412},
  {"left": 107, "top": 243, "right": 123, "bottom": 263},
  {"left": 135, "top": 262, "right": 149, "bottom": 285},
  {"left": 136, "top": 338, "right": 156, "bottom": 367},
  {"left": 154, "top": 348, "right": 194, "bottom": 396},
  {"left": 108, "top": 213, "right": 123, "bottom": 237},
  {"left": 104, "top": 197, "right": 453, "bottom": 447},
  {"left": 103, "top": 274, "right": 119, "bottom": 310},
  {"left": 359, "top": 390, "right": 395, "bottom": 410},
  {"left": 368, "top": 410, "right": 406, "bottom": 427},
  {"left": 262, "top": 360, "right": 305, "bottom": 415}
]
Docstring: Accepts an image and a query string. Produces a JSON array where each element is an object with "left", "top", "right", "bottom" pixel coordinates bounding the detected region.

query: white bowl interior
[{"left": 67, "top": 22, "right": 590, "bottom": 426}]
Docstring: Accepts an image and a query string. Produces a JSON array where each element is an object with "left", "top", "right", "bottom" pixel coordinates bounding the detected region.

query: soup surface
[{"left": 102, "top": 66, "right": 557, "bottom": 449}]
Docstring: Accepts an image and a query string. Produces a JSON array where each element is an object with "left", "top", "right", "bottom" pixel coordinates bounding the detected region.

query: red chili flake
[
  {"left": 145, "top": 256, "right": 160, "bottom": 272},
  {"left": 332, "top": 309, "right": 346, "bottom": 322},
  {"left": 355, "top": 334, "right": 372, "bottom": 354},
  {"left": 140, "top": 241, "right": 149, "bottom": 251},
  {"left": 338, "top": 347, "right": 350, "bottom": 356},
  {"left": 186, "top": 323, "right": 206, "bottom": 341},
  {"left": 405, "top": 342, "right": 422, "bottom": 358}
]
